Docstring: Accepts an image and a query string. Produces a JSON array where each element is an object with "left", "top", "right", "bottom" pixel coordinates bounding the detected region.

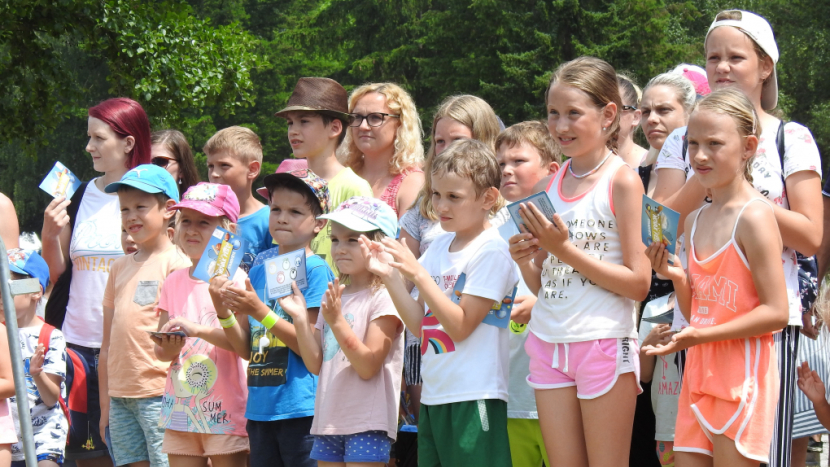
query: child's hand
[
  {"left": 641, "top": 324, "right": 673, "bottom": 348},
  {"left": 222, "top": 278, "right": 263, "bottom": 317},
  {"left": 379, "top": 237, "right": 425, "bottom": 282},
  {"left": 163, "top": 318, "right": 199, "bottom": 339},
  {"left": 519, "top": 203, "right": 570, "bottom": 257},
  {"left": 798, "top": 361, "right": 828, "bottom": 405},
  {"left": 508, "top": 229, "right": 540, "bottom": 267},
  {"left": 510, "top": 295, "right": 536, "bottom": 325},
  {"left": 277, "top": 281, "right": 309, "bottom": 322},
  {"left": 645, "top": 242, "right": 685, "bottom": 282},
  {"left": 153, "top": 332, "right": 186, "bottom": 355},
  {"left": 359, "top": 235, "right": 395, "bottom": 278},
  {"left": 643, "top": 326, "right": 699, "bottom": 356},
  {"left": 29, "top": 344, "right": 46, "bottom": 377},
  {"left": 320, "top": 280, "right": 345, "bottom": 325},
  {"left": 208, "top": 274, "right": 235, "bottom": 316}
]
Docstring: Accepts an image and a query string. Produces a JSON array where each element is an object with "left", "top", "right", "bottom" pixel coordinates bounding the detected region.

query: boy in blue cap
[
  {"left": 99, "top": 165, "right": 190, "bottom": 467},
  {"left": 3, "top": 249, "right": 68, "bottom": 466}
]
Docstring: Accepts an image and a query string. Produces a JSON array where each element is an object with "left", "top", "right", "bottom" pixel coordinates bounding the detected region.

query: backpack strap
[
  {"left": 67, "top": 181, "right": 88, "bottom": 232},
  {"left": 776, "top": 121, "right": 787, "bottom": 183},
  {"left": 36, "top": 321, "right": 71, "bottom": 426},
  {"left": 681, "top": 128, "right": 689, "bottom": 161}
]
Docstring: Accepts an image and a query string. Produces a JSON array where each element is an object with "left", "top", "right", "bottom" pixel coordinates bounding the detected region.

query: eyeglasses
[
  {"left": 622, "top": 105, "right": 638, "bottom": 112},
  {"left": 349, "top": 112, "right": 400, "bottom": 127},
  {"left": 151, "top": 157, "right": 177, "bottom": 168}
]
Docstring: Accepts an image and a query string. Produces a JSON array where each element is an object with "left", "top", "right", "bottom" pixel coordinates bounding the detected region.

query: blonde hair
[
  {"left": 816, "top": 279, "right": 830, "bottom": 332},
  {"left": 430, "top": 139, "right": 505, "bottom": 216},
  {"left": 416, "top": 95, "right": 501, "bottom": 219},
  {"left": 203, "top": 126, "right": 263, "bottom": 164},
  {"left": 692, "top": 88, "right": 761, "bottom": 183},
  {"left": 547, "top": 56, "right": 621, "bottom": 152},
  {"left": 617, "top": 73, "right": 642, "bottom": 107},
  {"left": 495, "top": 120, "right": 562, "bottom": 166},
  {"left": 172, "top": 213, "right": 235, "bottom": 255},
  {"left": 641, "top": 72, "right": 697, "bottom": 166},
  {"left": 341, "top": 83, "right": 424, "bottom": 175}
]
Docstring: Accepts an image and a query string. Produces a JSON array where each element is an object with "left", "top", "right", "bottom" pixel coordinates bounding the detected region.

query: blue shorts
[
  {"left": 109, "top": 396, "right": 168, "bottom": 466},
  {"left": 310, "top": 430, "right": 392, "bottom": 463},
  {"left": 65, "top": 343, "right": 108, "bottom": 460}
]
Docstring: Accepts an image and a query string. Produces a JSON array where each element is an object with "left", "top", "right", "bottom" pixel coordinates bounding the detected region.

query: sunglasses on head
[{"left": 151, "top": 157, "right": 176, "bottom": 168}]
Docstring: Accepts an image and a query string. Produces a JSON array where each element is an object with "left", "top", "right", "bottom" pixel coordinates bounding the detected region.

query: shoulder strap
[
  {"left": 681, "top": 128, "right": 689, "bottom": 160},
  {"left": 776, "top": 121, "right": 787, "bottom": 182},
  {"left": 67, "top": 181, "right": 89, "bottom": 231},
  {"left": 38, "top": 321, "right": 56, "bottom": 349}
]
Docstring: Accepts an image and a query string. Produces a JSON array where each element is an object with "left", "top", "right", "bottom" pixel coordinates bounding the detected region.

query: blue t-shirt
[
  {"left": 245, "top": 248, "right": 333, "bottom": 421},
  {"left": 238, "top": 206, "right": 273, "bottom": 271}
]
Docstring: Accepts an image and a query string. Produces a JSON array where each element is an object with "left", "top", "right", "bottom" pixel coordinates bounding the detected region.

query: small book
[
  {"left": 192, "top": 227, "right": 248, "bottom": 283},
  {"left": 450, "top": 273, "right": 517, "bottom": 329},
  {"left": 507, "top": 191, "right": 556, "bottom": 232},
  {"left": 146, "top": 330, "right": 187, "bottom": 338},
  {"left": 641, "top": 195, "right": 680, "bottom": 265},
  {"left": 39, "top": 162, "right": 82, "bottom": 199},
  {"left": 641, "top": 308, "right": 674, "bottom": 324},
  {"left": 264, "top": 248, "right": 308, "bottom": 300}
]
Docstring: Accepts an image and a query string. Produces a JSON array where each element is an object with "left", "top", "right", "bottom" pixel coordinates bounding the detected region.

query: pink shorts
[
  {"left": 162, "top": 430, "right": 249, "bottom": 457},
  {"left": 525, "top": 332, "right": 642, "bottom": 399}
]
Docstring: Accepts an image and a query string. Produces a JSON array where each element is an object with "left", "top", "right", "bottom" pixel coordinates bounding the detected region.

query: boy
[
  {"left": 274, "top": 77, "right": 372, "bottom": 274},
  {"left": 214, "top": 168, "right": 333, "bottom": 467},
  {"left": 100, "top": 165, "right": 190, "bottom": 467},
  {"left": 495, "top": 121, "right": 560, "bottom": 467},
  {"left": 363, "top": 139, "right": 518, "bottom": 466},
  {"left": 204, "top": 126, "right": 272, "bottom": 270},
  {"left": 4, "top": 249, "right": 67, "bottom": 466}
]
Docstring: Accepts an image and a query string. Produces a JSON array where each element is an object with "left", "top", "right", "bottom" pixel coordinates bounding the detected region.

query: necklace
[{"left": 568, "top": 151, "right": 612, "bottom": 179}]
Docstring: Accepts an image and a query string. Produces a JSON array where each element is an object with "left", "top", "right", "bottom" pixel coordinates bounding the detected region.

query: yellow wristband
[
  {"left": 218, "top": 314, "right": 237, "bottom": 329},
  {"left": 260, "top": 311, "right": 279, "bottom": 329}
]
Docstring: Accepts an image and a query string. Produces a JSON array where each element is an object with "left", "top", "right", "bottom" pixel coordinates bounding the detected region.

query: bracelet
[
  {"left": 218, "top": 314, "right": 237, "bottom": 329},
  {"left": 259, "top": 311, "right": 280, "bottom": 329}
]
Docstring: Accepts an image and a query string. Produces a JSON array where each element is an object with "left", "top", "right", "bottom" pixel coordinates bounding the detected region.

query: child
[
  {"left": 100, "top": 165, "right": 191, "bottom": 467},
  {"left": 204, "top": 126, "right": 272, "bottom": 270},
  {"left": 361, "top": 139, "right": 518, "bottom": 466},
  {"left": 283, "top": 196, "right": 404, "bottom": 466},
  {"left": 644, "top": 88, "right": 789, "bottom": 465},
  {"left": 494, "top": 121, "right": 559, "bottom": 467},
  {"left": 0, "top": 322, "right": 16, "bottom": 467},
  {"left": 4, "top": 250, "right": 67, "bottom": 466},
  {"left": 149, "top": 183, "right": 250, "bottom": 466},
  {"left": 508, "top": 56, "right": 651, "bottom": 466},
  {"left": 274, "top": 77, "right": 373, "bottom": 274},
  {"left": 214, "top": 168, "right": 333, "bottom": 467}
]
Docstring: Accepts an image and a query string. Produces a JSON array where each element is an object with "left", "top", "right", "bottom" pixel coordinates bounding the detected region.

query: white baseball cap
[{"left": 706, "top": 10, "right": 779, "bottom": 110}]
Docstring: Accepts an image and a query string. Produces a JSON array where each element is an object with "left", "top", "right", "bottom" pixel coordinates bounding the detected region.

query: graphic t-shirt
[
  {"left": 10, "top": 324, "right": 67, "bottom": 461},
  {"left": 158, "top": 268, "right": 249, "bottom": 436},
  {"left": 102, "top": 246, "right": 190, "bottom": 397},
  {"left": 246, "top": 249, "right": 333, "bottom": 421},
  {"left": 311, "top": 168, "right": 372, "bottom": 275},
  {"left": 400, "top": 201, "right": 511, "bottom": 255},
  {"left": 238, "top": 206, "right": 272, "bottom": 272},
  {"left": 417, "top": 228, "right": 518, "bottom": 405},
  {"left": 63, "top": 179, "right": 124, "bottom": 347},
  {"left": 311, "top": 288, "right": 403, "bottom": 439}
]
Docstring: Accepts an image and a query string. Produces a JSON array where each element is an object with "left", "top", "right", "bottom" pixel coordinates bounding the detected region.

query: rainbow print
[{"left": 421, "top": 328, "right": 455, "bottom": 355}]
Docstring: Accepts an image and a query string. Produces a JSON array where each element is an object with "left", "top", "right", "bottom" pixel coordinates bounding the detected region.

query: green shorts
[
  {"left": 418, "top": 399, "right": 512, "bottom": 467},
  {"left": 507, "top": 418, "right": 549, "bottom": 467}
]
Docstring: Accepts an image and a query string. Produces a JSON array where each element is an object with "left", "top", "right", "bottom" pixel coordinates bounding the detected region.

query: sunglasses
[
  {"left": 151, "top": 157, "right": 177, "bottom": 168},
  {"left": 622, "top": 105, "right": 638, "bottom": 112}
]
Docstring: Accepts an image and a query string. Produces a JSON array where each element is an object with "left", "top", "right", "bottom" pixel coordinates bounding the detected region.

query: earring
[{"left": 602, "top": 127, "right": 607, "bottom": 131}]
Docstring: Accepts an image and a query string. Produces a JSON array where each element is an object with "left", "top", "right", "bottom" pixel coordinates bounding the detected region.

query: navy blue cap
[{"left": 104, "top": 164, "right": 180, "bottom": 203}]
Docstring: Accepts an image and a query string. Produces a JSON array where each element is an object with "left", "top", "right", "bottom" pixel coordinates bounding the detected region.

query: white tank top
[{"left": 528, "top": 156, "right": 637, "bottom": 343}]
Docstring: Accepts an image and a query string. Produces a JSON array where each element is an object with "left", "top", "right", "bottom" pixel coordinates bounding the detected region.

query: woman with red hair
[{"left": 41, "top": 97, "right": 151, "bottom": 467}]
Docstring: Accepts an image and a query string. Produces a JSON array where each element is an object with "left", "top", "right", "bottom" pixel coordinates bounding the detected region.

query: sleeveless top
[
  {"left": 380, "top": 168, "right": 423, "bottom": 216},
  {"left": 528, "top": 156, "right": 637, "bottom": 343}
]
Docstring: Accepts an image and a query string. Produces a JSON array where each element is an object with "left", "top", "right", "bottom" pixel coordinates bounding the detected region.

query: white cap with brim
[
  {"left": 706, "top": 11, "right": 779, "bottom": 110},
  {"left": 317, "top": 196, "right": 399, "bottom": 239}
]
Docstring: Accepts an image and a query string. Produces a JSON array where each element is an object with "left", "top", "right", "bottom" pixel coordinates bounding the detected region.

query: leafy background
[{"left": 1, "top": 0, "right": 827, "bottom": 232}]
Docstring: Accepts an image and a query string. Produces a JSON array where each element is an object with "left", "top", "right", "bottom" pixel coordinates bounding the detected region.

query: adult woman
[
  {"left": 151, "top": 129, "right": 201, "bottom": 198},
  {"left": 341, "top": 82, "right": 424, "bottom": 217},
  {"left": 617, "top": 74, "right": 647, "bottom": 167},
  {"left": 652, "top": 11, "right": 823, "bottom": 467},
  {"left": 41, "top": 97, "right": 151, "bottom": 467}
]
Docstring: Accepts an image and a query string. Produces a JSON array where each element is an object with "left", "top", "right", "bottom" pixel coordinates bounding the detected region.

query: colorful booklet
[
  {"left": 146, "top": 330, "right": 187, "bottom": 338},
  {"left": 264, "top": 248, "right": 308, "bottom": 300},
  {"left": 641, "top": 195, "right": 680, "bottom": 264},
  {"left": 507, "top": 191, "right": 556, "bottom": 232},
  {"left": 39, "top": 162, "right": 82, "bottom": 199},
  {"left": 450, "top": 273, "right": 517, "bottom": 329},
  {"left": 192, "top": 227, "right": 248, "bottom": 282}
]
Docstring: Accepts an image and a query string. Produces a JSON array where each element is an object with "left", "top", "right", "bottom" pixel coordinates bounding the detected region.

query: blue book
[
  {"left": 450, "top": 273, "right": 517, "bottom": 329},
  {"left": 641, "top": 195, "right": 680, "bottom": 265},
  {"left": 264, "top": 248, "right": 308, "bottom": 300},
  {"left": 506, "top": 191, "right": 556, "bottom": 232},
  {"left": 192, "top": 227, "right": 248, "bottom": 282},
  {"left": 39, "top": 162, "right": 82, "bottom": 199}
]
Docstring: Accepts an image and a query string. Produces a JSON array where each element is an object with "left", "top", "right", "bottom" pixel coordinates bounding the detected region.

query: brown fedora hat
[{"left": 275, "top": 77, "right": 350, "bottom": 120}]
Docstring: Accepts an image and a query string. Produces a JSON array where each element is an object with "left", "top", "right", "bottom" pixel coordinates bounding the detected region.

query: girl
[
  {"left": 509, "top": 56, "right": 651, "bottom": 466},
  {"left": 341, "top": 83, "right": 425, "bottom": 218},
  {"left": 152, "top": 183, "right": 250, "bottom": 467},
  {"left": 652, "top": 11, "right": 823, "bottom": 466},
  {"left": 617, "top": 74, "right": 647, "bottom": 167},
  {"left": 644, "top": 88, "right": 789, "bottom": 466},
  {"left": 151, "top": 130, "right": 201, "bottom": 199},
  {"left": 280, "top": 197, "right": 404, "bottom": 467},
  {"left": 0, "top": 323, "right": 17, "bottom": 467}
]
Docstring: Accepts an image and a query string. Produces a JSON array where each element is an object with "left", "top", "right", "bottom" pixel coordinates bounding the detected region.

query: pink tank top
[{"left": 380, "top": 168, "right": 422, "bottom": 216}]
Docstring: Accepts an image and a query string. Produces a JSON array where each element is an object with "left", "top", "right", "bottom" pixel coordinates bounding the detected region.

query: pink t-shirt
[
  {"left": 311, "top": 287, "right": 404, "bottom": 440},
  {"left": 157, "top": 268, "right": 249, "bottom": 437}
]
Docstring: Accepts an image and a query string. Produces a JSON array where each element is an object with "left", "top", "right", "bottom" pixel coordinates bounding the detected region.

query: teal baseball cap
[{"left": 105, "top": 164, "right": 180, "bottom": 202}]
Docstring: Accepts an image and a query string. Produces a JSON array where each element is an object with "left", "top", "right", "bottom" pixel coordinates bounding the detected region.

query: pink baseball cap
[
  {"left": 256, "top": 158, "right": 309, "bottom": 201},
  {"left": 172, "top": 182, "right": 240, "bottom": 222}
]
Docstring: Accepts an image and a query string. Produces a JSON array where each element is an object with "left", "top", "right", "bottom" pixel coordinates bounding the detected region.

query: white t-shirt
[
  {"left": 638, "top": 295, "right": 680, "bottom": 442},
  {"left": 418, "top": 228, "right": 518, "bottom": 405},
  {"left": 655, "top": 122, "right": 822, "bottom": 325},
  {"left": 63, "top": 179, "right": 124, "bottom": 347}
]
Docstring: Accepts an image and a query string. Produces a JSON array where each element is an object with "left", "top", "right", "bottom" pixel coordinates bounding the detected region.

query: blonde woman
[{"left": 341, "top": 82, "right": 425, "bottom": 218}]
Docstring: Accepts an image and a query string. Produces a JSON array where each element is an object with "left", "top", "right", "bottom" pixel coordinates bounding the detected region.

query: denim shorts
[
  {"left": 310, "top": 430, "right": 392, "bottom": 463},
  {"left": 109, "top": 396, "right": 168, "bottom": 466}
]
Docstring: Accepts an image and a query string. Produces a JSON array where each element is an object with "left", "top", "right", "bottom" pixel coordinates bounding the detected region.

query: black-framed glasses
[
  {"left": 151, "top": 157, "right": 177, "bottom": 168},
  {"left": 349, "top": 112, "right": 400, "bottom": 127},
  {"left": 622, "top": 105, "right": 638, "bottom": 112}
]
